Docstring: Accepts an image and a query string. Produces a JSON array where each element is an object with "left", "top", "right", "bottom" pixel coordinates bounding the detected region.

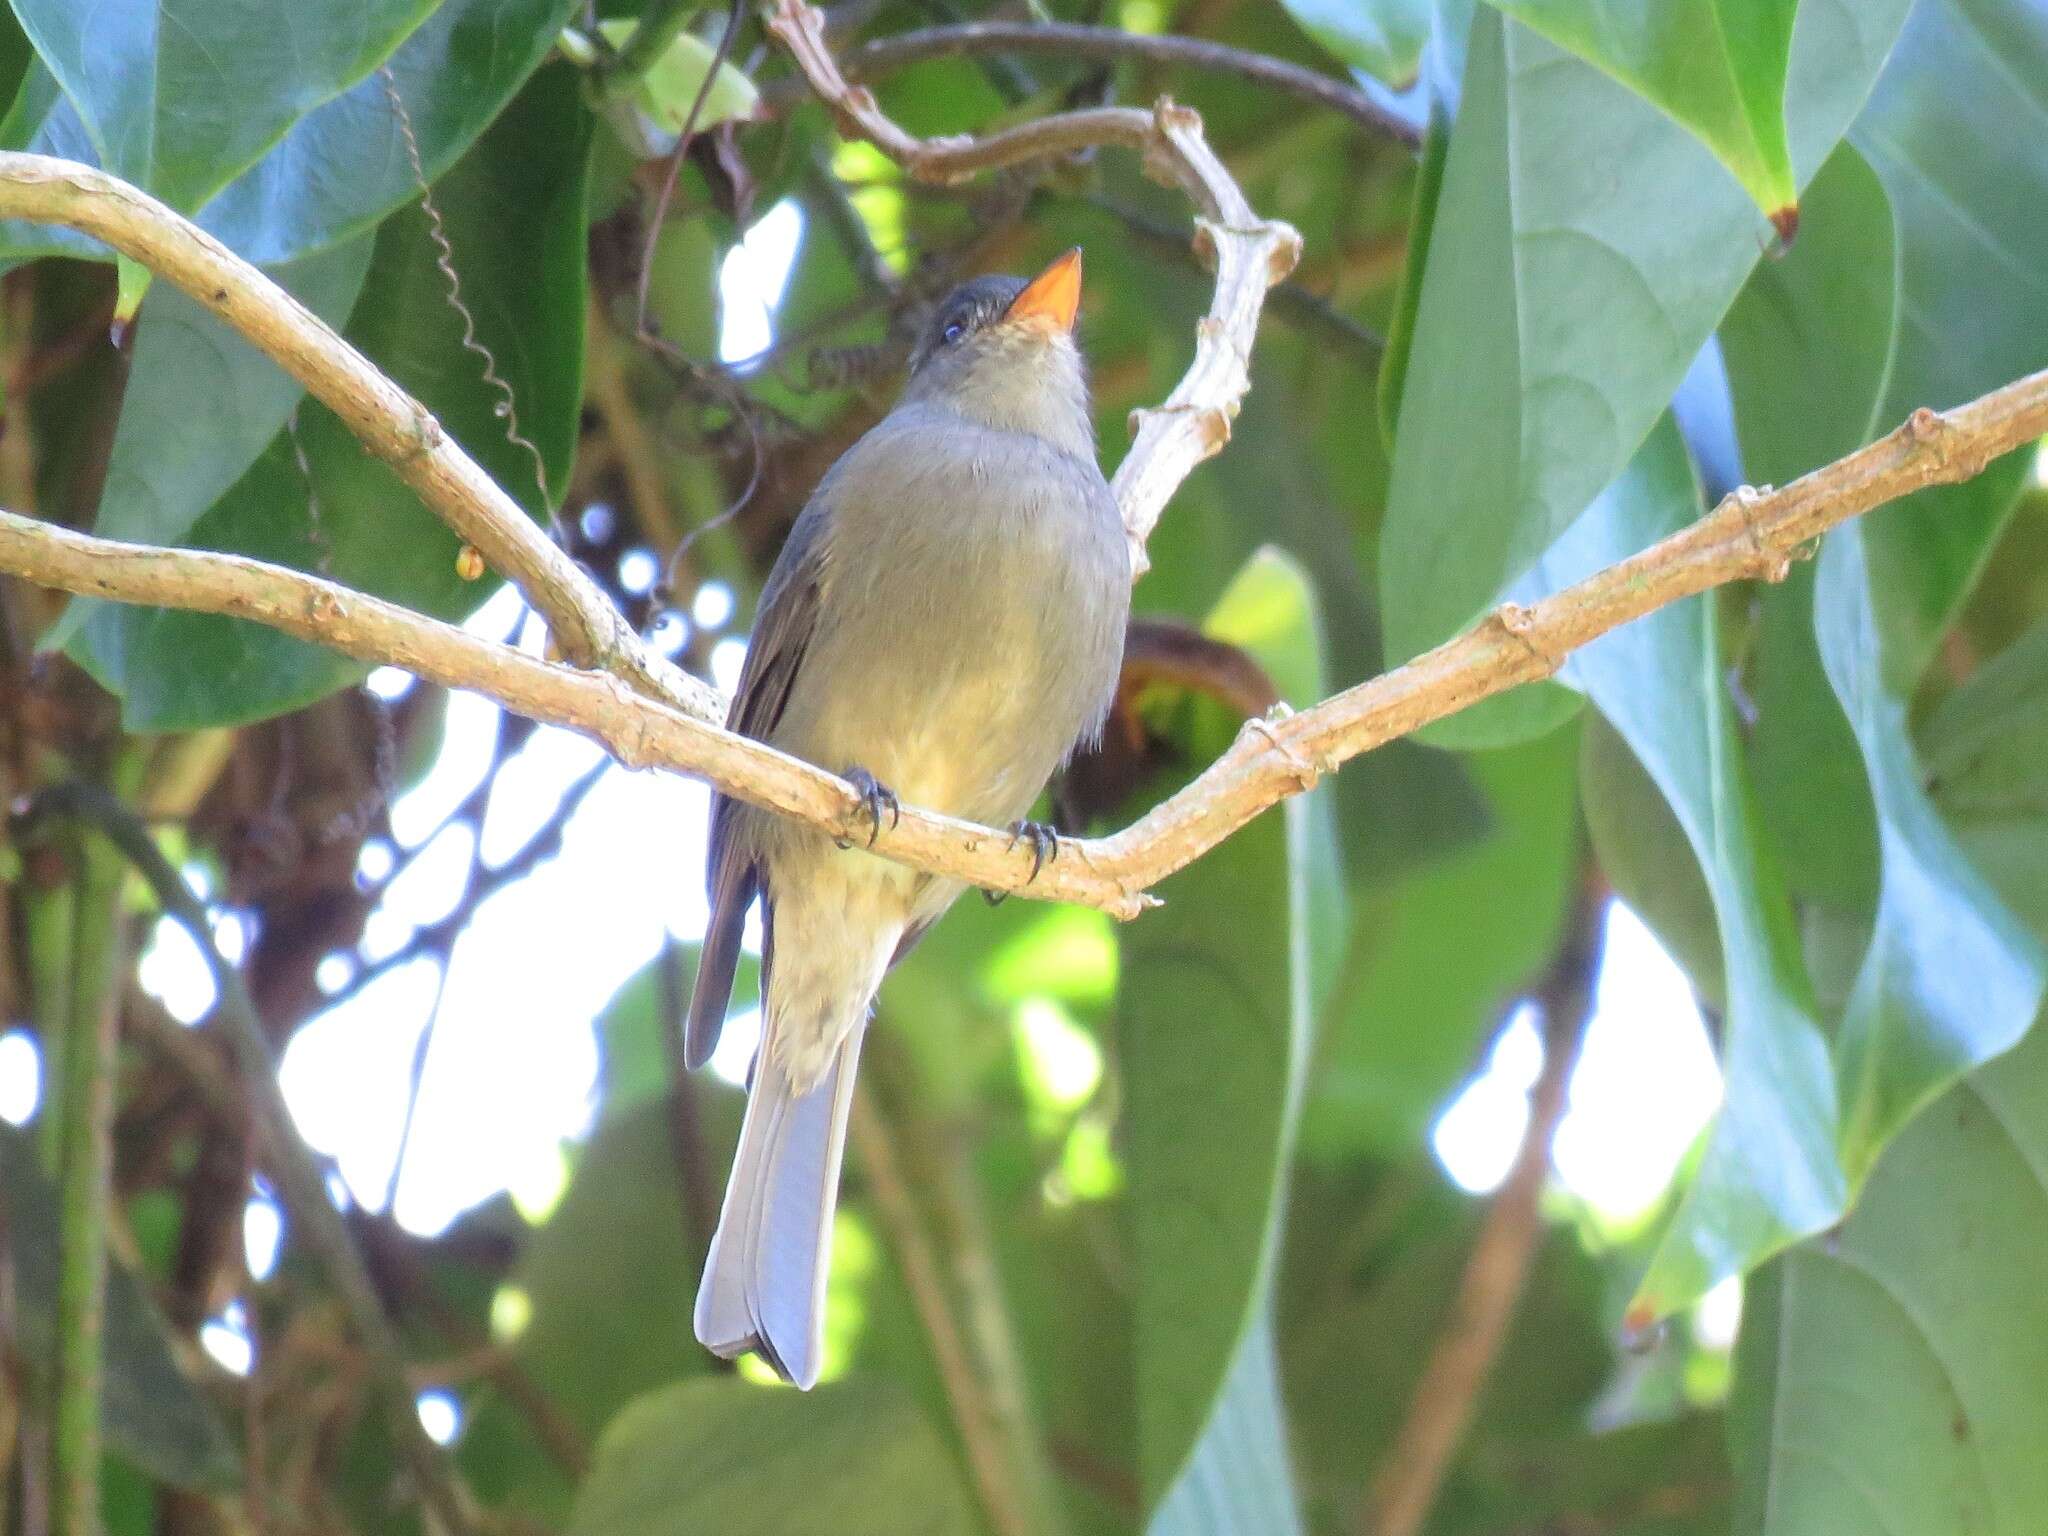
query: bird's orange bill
[{"left": 1004, "top": 248, "right": 1083, "bottom": 331}]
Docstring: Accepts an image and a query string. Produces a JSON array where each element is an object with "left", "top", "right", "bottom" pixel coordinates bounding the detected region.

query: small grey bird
[{"left": 686, "top": 249, "right": 1130, "bottom": 1387}]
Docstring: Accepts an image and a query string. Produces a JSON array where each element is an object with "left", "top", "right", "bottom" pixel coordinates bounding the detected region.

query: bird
[{"left": 685, "top": 248, "right": 1131, "bottom": 1388}]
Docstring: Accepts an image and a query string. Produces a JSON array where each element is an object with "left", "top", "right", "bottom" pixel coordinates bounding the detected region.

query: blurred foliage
[{"left": 0, "top": 1, "right": 2044, "bottom": 1535}]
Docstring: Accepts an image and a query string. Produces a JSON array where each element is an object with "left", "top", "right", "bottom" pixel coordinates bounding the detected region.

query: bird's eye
[{"left": 941, "top": 319, "right": 967, "bottom": 344}]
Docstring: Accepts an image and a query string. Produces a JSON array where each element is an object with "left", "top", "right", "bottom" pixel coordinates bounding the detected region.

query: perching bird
[{"left": 686, "top": 249, "right": 1130, "bottom": 1387}]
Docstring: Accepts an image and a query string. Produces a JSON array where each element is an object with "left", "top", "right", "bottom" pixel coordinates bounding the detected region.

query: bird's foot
[
  {"left": 838, "top": 766, "right": 901, "bottom": 849},
  {"left": 1006, "top": 818, "right": 1060, "bottom": 883}
]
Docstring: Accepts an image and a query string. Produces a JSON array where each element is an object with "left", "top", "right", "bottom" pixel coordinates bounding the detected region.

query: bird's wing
[{"left": 684, "top": 502, "right": 831, "bottom": 1070}]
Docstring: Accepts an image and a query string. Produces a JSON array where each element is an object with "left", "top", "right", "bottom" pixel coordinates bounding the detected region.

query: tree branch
[
  {"left": 0, "top": 373, "right": 2042, "bottom": 917},
  {"left": 763, "top": 0, "right": 1305, "bottom": 574},
  {"left": 0, "top": 153, "right": 715, "bottom": 724},
  {"left": 1363, "top": 878, "right": 1604, "bottom": 1536},
  {"left": 768, "top": 18, "right": 1422, "bottom": 144}
]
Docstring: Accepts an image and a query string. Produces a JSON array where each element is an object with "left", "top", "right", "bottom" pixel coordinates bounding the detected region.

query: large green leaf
[
  {"left": 41, "top": 230, "right": 375, "bottom": 653},
  {"left": 1540, "top": 416, "right": 1842, "bottom": 1322},
  {"left": 1147, "top": 1312, "right": 1301, "bottom": 1536},
  {"left": 0, "top": 0, "right": 577, "bottom": 267},
  {"left": 1484, "top": 0, "right": 1800, "bottom": 227},
  {"left": 1299, "top": 723, "right": 1581, "bottom": 1161},
  {"left": 1730, "top": 1021, "right": 2048, "bottom": 1535},
  {"left": 1120, "top": 549, "right": 1342, "bottom": 1510},
  {"left": 3, "top": 0, "right": 435, "bottom": 220},
  {"left": 1377, "top": 0, "right": 1908, "bottom": 748},
  {"left": 1927, "top": 618, "right": 2048, "bottom": 941},
  {"left": 68, "top": 61, "right": 591, "bottom": 728},
  {"left": 1729, "top": 0, "right": 2048, "bottom": 905},
  {"left": 0, "top": 1126, "right": 240, "bottom": 1490},
  {"left": 1721, "top": 4, "right": 2048, "bottom": 1177},
  {"left": 1279, "top": 0, "right": 1433, "bottom": 85},
  {"left": 565, "top": 1376, "right": 975, "bottom": 1536},
  {"left": 1814, "top": 524, "right": 2045, "bottom": 1180}
]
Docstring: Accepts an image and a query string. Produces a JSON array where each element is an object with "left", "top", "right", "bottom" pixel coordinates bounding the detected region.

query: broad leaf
[
  {"left": 1541, "top": 416, "right": 1842, "bottom": 1322},
  {"left": 1300, "top": 723, "right": 1581, "bottom": 1160},
  {"left": 0, "top": 0, "right": 578, "bottom": 267},
  {"left": 1120, "top": 549, "right": 1341, "bottom": 1510},
  {"left": 1731, "top": 1022, "right": 2048, "bottom": 1535},
  {"left": 0, "top": 1126, "right": 240, "bottom": 1490},
  {"left": 1484, "top": 0, "right": 1800, "bottom": 228},
  {"left": 1148, "top": 1312, "right": 1302, "bottom": 1536},
  {"left": 69, "top": 62, "right": 591, "bottom": 728},
  {"left": 3, "top": 0, "right": 435, "bottom": 224},
  {"left": 1927, "top": 618, "right": 2048, "bottom": 940},
  {"left": 1279, "top": 0, "right": 1433, "bottom": 86},
  {"left": 1815, "top": 525, "right": 2045, "bottom": 1180},
  {"left": 1729, "top": 0, "right": 2048, "bottom": 902},
  {"left": 42, "top": 231, "right": 375, "bottom": 652},
  {"left": 565, "top": 1376, "right": 975, "bottom": 1536},
  {"left": 1377, "top": 0, "right": 1908, "bottom": 748}
]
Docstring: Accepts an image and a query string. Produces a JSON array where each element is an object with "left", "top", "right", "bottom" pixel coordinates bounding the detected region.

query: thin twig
[
  {"left": 776, "top": 19, "right": 1421, "bottom": 144},
  {"left": 22, "top": 784, "right": 480, "bottom": 1536},
  {"left": 1363, "top": 878, "right": 1606, "bottom": 1536},
  {"left": 0, "top": 375, "right": 2039, "bottom": 918},
  {"left": 605, "top": 0, "right": 712, "bottom": 80}
]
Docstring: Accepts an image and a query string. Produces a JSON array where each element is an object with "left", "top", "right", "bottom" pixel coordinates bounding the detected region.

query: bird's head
[{"left": 901, "top": 248, "right": 1094, "bottom": 458}]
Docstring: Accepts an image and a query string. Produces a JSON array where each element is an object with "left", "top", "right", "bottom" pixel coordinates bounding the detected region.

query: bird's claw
[
  {"left": 839, "top": 767, "right": 900, "bottom": 849},
  {"left": 1006, "top": 819, "right": 1059, "bottom": 884}
]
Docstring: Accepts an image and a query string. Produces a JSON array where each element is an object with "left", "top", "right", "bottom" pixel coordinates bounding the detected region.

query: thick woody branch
[
  {"left": 765, "top": 0, "right": 1304, "bottom": 574},
  {"left": 0, "top": 376, "right": 2042, "bottom": 920},
  {"left": 0, "top": 152, "right": 716, "bottom": 723}
]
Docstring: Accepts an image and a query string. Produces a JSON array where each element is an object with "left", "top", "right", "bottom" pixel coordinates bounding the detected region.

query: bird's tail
[{"left": 693, "top": 1023, "right": 866, "bottom": 1389}]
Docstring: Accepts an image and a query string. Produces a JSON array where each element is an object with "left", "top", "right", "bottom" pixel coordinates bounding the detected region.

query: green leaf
[
  {"left": 1926, "top": 618, "right": 2048, "bottom": 941},
  {"left": 1731, "top": 1021, "right": 2048, "bottom": 1534},
  {"left": 1278, "top": 0, "right": 1433, "bottom": 85},
  {"left": 41, "top": 231, "right": 375, "bottom": 654},
  {"left": 1377, "top": 0, "right": 1908, "bottom": 748},
  {"left": 1728, "top": 0, "right": 2048, "bottom": 905},
  {"left": 1538, "top": 416, "right": 1843, "bottom": 1322},
  {"left": 4, "top": 0, "right": 436, "bottom": 220},
  {"left": 1147, "top": 1311, "right": 1302, "bottom": 1536},
  {"left": 0, "top": 1126, "right": 239, "bottom": 1490},
  {"left": 594, "top": 16, "right": 758, "bottom": 158},
  {"left": 1814, "top": 524, "right": 2046, "bottom": 1181},
  {"left": 1120, "top": 549, "right": 1341, "bottom": 1511},
  {"left": 1484, "top": 0, "right": 1800, "bottom": 229},
  {"left": 69, "top": 61, "right": 591, "bottom": 728},
  {"left": 1300, "top": 723, "right": 1581, "bottom": 1160},
  {"left": 565, "top": 1376, "right": 976, "bottom": 1536},
  {"left": 1, "top": 0, "right": 579, "bottom": 267}
]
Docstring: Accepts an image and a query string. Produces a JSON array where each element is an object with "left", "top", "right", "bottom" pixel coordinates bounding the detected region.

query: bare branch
[
  {"left": 0, "top": 377, "right": 2043, "bottom": 918},
  {"left": 763, "top": 0, "right": 1305, "bottom": 574},
  {"left": 0, "top": 152, "right": 715, "bottom": 723},
  {"left": 769, "top": 18, "right": 1422, "bottom": 144}
]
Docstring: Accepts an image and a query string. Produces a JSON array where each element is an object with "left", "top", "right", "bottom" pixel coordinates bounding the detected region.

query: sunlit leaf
[
  {"left": 1538, "top": 416, "right": 1842, "bottom": 1322},
  {"left": 1377, "top": 0, "right": 1908, "bottom": 747},
  {"left": 565, "top": 1376, "right": 975, "bottom": 1536},
  {"left": 1279, "top": 0, "right": 1433, "bottom": 86},
  {"left": 1121, "top": 549, "right": 1342, "bottom": 1511},
  {"left": 1, "top": 0, "right": 436, "bottom": 243},
  {"left": 1731, "top": 1023, "right": 2048, "bottom": 1535},
  {"left": 1483, "top": 0, "right": 1800, "bottom": 228},
  {"left": 69, "top": 62, "right": 591, "bottom": 727}
]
